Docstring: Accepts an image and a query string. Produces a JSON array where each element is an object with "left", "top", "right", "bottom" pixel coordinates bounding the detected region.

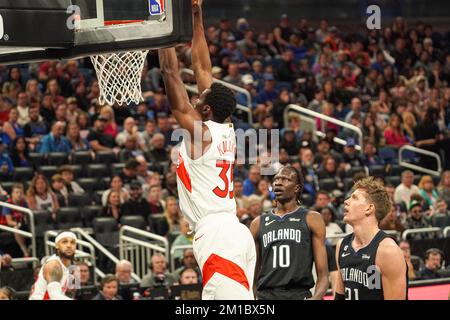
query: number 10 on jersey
[{"left": 272, "top": 245, "right": 290, "bottom": 268}]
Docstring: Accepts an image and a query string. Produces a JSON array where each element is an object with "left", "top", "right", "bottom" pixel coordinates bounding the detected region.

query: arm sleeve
[{"left": 47, "top": 282, "right": 72, "bottom": 300}]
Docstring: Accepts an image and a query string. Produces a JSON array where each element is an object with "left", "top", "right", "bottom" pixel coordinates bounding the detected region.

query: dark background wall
[{"left": 201, "top": 0, "right": 450, "bottom": 31}]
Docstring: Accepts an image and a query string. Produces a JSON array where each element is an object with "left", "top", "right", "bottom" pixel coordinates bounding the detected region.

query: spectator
[
  {"left": 256, "top": 73, "right": 279, "bottom": 106},
  {"left": 10, "top": 137, "right": 32, "bottom": 168},
  {"left": 16, "top": 92, "right": 30, "bottom": 127},
  {"left": 404, "top": 200, "right": 432, "bottom": 240},
  {"left": 178, "top": 268, "right": 199, "bottom": 285},
  {"left": 141, "top": 120, "right": 156, "bottom": 151},
  {"left": 147, "top": 185, "right": 165, "bottom": 214},
  {"left": 313, "top": 190, "right": 333, "bottom": 211},
  {"left": 38, "top": 121, "right": 71, "bottom": 154},
  {"left": 115, "top": 117, "right": 145, "bottom": 149},
  {"left": 51, "top": 174, "right": 69, "bottom": 207},
  {"left": 121, "top": 180, "right": 151, "bottom": 218},
  {"left": 379, "top": 201, "right": 406, "bottom": 233},
  {"left": 40, "top": 94, "right": 55, "bottom": 124},
  {"left": 243, "top": 165, "right": 261, "bottom": 196},
  {"left": 77, "top": 261, "right": 92, "bottom": 286},
  {"left": 222, "top": 62, "right": 242, "bottom": 86},
  {"left": 241, "top": 194, "right": 263, "bottom": 227},
  {"left": 420, "top": 249, "right": 445, "bottom": 280},
  {"left": 0, "top": 287, "right": 15, "bottom": 300},
  {"left": 255, "top": 179, "right": 274, "bottom": 212},
  {"left": 87, "top": 116, "right": 117, "bottom": 152},
  {"left": 402, "top": 111, "right": 417, "bottom": 143},
  {"left": 418, "top": 175, "right": 440, "bottom": 208},
  {"left": 0, "top": 138, "right": 14, "bottom": 176},
  {"left": 437, "top": 171, "right": 450, "bottom": 207},
  {"left": 341, "top": 137, "right": 365, "bottom": 169},
  {"left": 101, "top": 175, "right": 129, "bottom": 207},
  {"left": 118, "top": 159, "right": 139, "bottom": 189},
  {"left": 92, "top": 274, "right": 122, "bottom": 300},
  {"left": 344, "top": 97, "right": 365, "bottom": 124},
  {"left": 320, "top": 207, "right": 343, "bottom": 246},
  {"left": 99, "top": 106, "right": 119, "bottom": 139},
  {"left": 45, "top": 79, "right": 64, "bottom": 105},
  {"left": 384, "top": 113, "right": 410, "bottom": 149},
  {"left": 116, "top": 260, "right": 137, "bottom": 285},
  {"left": 23, "top": 105, "right": 49, "bottom": 151},
  {"left": 66, "top": 121, "right": 89, "bottom": 151},
  {"left": 398, "top": 240, "right": 417, "bottom": 281},
  {"left": 140, "top": 254, "right": 176, "bottom": 289},
  {"left": 362, "top": 140, "right": 384, "bottom": 166},
  {"left": 54, "top": 103, "right": 68, "bottom": 125},
  {"left": 66, "top": 97, "right": 83, "bottom": 123},
  {"left": 171, "top": 220, "right": 193, "bottom": 261},
  {"left": 2, "top": 108, "right": 25, "bottom": 148},
  {"left": 394, "top": 170, "right": 421, "bottom": 208},
  {"left": 77, "top": 112, "right": 90, "bottom": 140},
  {"left": 146, "top": 133, "right": 169, "bottom": 163},
  {"left": 0, "top": 252, "right": 13, "bottom": 271},
  {"left": 100, "top": 190, "right": 123, "bottom": 224},
  {"left": 135, "top": 156, "right": 152, "bottom": 190},
  {"left": 58, "top": 165, "right": 85, "bottom": 195},
  {"left": 317, "top": 155, "right": 345, "bottom": 184},
  {"left": 362, "top": 114, "right": 382, "bottom": 147},
  {"left": 26, "top": 174, "right": 59, "bottom": 219},
  {"left": 172, "top": 248, "right": 201, "bottom": 281},
  {"left": 163, "top": 196, "right": 182, "bottom": 234},
  {"left": 0, "top": 183, "right": 29, "bottom": 257}
]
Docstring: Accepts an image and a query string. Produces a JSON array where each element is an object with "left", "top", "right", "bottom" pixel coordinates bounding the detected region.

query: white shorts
[{"left": 193, "top": 213, "right": 256, "bottom": 300}]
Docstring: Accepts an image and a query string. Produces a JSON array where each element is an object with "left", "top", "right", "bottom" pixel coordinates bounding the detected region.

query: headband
[{"left": 55, "top": 231, "right": 77, "bottom": 244}]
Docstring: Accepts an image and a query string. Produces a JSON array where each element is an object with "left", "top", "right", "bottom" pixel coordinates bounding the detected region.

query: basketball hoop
[{"left": 90, "top": 49, "right": 149, "bottom": 106}]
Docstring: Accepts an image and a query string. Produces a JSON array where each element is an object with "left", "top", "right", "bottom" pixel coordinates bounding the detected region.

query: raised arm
[
  {"left": 43, "top": 260, "right": 71, "bottom": 300},
  {"left": 249, "top": 216, "right": 261, "bottom": 297},
  {"left": 306, "top": 211, "right": 329, "bottom": 300},
  {"left": 192, "top": 0, "right": 213, "bottom": 93},
  {"left": 159, "top": 47, "right": 202, "bottom": 138}
]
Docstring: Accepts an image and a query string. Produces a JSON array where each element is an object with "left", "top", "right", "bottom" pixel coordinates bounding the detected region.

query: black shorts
[{"left": 257, "top": 288, "right": 312, "bottom": 300}]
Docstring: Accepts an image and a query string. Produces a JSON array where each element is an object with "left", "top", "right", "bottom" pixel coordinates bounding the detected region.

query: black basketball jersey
[
  {"left": 338, "top": 230, "right": 390, "bottom": 300},
  {"left": 257, "top": 207, "right": 314, "bottom": 291}
]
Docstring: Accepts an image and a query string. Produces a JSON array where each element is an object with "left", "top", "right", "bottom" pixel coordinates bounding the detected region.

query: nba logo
[{"left": 149, "top": 0, "right": 165, "bottom": 15}]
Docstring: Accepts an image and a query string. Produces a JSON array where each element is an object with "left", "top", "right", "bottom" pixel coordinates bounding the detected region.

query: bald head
[
  {"left": 52, "top": 121, "right": 65, "bottom": 138},
  {"left": 115, "top": 260, "right": 133, "bottom": 284}
]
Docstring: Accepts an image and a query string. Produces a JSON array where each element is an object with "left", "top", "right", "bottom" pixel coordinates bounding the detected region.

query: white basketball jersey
[
  {"left": 29, "top": 255, "right": 70, "bottom": 300},
  {"left": 177, "top": 120, "right": 237, "bottom": 230}
]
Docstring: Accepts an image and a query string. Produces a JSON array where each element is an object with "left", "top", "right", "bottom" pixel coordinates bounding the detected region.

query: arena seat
[
  {"left": 56, "top": 207, "right": 83, "bottom": 229},
  {"left": 386, "top": 176, "right": 401, "bottom": 187},
  {"left": 68, "top": 193, "right": 91, "bottom": 207},
  {"left": 12, "top": 167, "right": 34, "bottom": 182},
  {"left": 319, "top": 179, "right": 338, "bottom": 192},
  {"left": 368, "top": 165, "right": 385, "bottom": 177},
  {"left": 111, "top": 163, "right": 125, "bottom": 176},
  {"left": 39, "top": 165, "right": 58, "bottom": 180},
  {"left": 82, "top": 206, "right": 102, "bottom": 228},
  {"left": 92, "top": 217, "right": 120, "bottom": 248},
  {"left": 76, "top": 178, "right": 99, "bottom": 194},
  {"left": 148, "top": 214, "right": 169, "bottom": 236},
  {"left": 95, "top": 151, "right": 117, "bottom": 165},
  {"left": 71, "top": 150, "right": 93, "bottom": 167},
  {"left": 301, "top": 193, "right": 314, "bottom": 207},
  {"left": 28, "top": 152, "right": 47, "bottom": 167},
  {"left": 120, "top": 215, "right": 147, "bottom": 230},
  {"left": 47, "top": 152, "right": 69, "bottom": 166},
  {"left": 33, "top": 210, "right": 56, "bottom": 238},
  {"left": 86, "top": 164, "right": 109, "bottom": 179},
  {"left": 431, "top": 214, "right": 450, "bottom": 229}
]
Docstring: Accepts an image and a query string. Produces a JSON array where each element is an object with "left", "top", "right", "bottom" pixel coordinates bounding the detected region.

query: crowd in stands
[{"left": 1, "top": 14, "right": 450, "bottom": 298}]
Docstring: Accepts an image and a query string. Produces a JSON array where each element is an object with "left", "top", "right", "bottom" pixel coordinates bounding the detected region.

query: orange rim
[{"left": 104, "top": 20, "right": 145, "bottom": 26}]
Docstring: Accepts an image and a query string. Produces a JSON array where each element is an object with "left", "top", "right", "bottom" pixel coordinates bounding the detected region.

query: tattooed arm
[{"left": 43, "top": 260, "right": 72, "bottom": 300}]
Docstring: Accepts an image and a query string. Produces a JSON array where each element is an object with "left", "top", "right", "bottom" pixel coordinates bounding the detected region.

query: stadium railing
[
  {"left": 444, "top": 226, "right": 450, "bottom": 238},
  {"left": 44, "top": 230, "right": 100, "bottom": 286},
  {"left": 71, "top": 227, "right": 141, "bottom": 283},
  {"left": 119, "top": 226, "right": 169, "bottom": 280},
  {"left": 0, "top": 201, "right": 37, "bottom": 262},
  {"left": 399, "top": 145, "right": 442, "bottom": 177},
  {"left": 180, "top": 68, "right": 254, "bottom": 125},
  {"left": 284, "top": 104, "right": 364, "bottom": 152},
  {"left": 170, "top": 244, "right": 193, "bottom": 272},
  {"left": 402, "top": 227, "right": 443, "bottom": 241}
]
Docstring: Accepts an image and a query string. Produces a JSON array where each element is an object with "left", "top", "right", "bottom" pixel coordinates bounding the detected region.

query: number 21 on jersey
[{"left": 213, "top": 160, "right": 234, "bottom": 199}]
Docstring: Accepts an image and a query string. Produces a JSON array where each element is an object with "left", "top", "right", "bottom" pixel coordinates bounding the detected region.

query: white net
[{"left": 90, "top": 50, "right": 149, "bottom": 106}]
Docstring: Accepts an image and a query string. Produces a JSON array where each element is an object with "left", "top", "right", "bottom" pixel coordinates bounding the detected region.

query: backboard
[{"left": 0, "top": 0, "right": 192, "bottom": 64}]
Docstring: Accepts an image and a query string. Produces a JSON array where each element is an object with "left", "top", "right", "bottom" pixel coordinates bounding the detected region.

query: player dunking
[
  {"left": 29, "top": 231, "right": 77, "bottom": 300},
  {"left": 157, "top": 0, "right": 256, "bottom": 299},
  {"left": 250, "top": 166, "right": 329, "bottom": 300},
  {"left": 335, "top": 177, "right": 408, "bottom": 300}
]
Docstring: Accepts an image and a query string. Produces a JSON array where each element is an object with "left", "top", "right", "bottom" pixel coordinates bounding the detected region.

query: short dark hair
[
  {"left": 100, "top": 274, "right": 119, "bottom": 290},
  {"left": 425, "top": 248, "right": 444, "bottom": 261},
  {"left": 125, "top": 159, "right": 140, "bottom": 170},
  {"left": 280, "top": 165, "right": 304, "bottom": 204},
  {"left": 205, "top": 83, "right": 236, "bottom": 123}
]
